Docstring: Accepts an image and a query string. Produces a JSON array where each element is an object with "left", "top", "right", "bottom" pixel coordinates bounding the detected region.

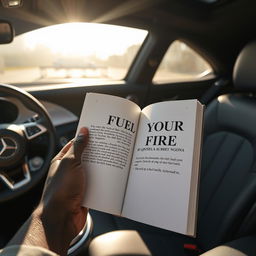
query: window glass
[
  {"left": 0, "top": 23, "right": 148, "bottom": 85},
  {"left": 153, "top": 41, "right": 213, "bottom": 84}
]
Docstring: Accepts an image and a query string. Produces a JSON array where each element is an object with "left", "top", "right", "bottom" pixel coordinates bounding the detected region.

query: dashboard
[
  {"left": 0, "top": 99, "right": 18, "bottom": 123},
  {"left": 0, "top": 97, "right": 79, "bottom": 148}
]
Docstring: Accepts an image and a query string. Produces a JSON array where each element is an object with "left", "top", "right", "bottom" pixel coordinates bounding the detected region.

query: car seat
[
  {"left": 88, "top": 40, "right": 256, "bottom": 256},
  {"left": 200, "top": 235, "right": 256, "bottom": 256}
]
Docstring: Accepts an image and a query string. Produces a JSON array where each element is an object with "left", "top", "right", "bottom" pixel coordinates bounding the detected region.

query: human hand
[
  {"left": 8, "top": 127, "right": 89, "bottom": 256},
  {"left": 39, "top": 127, "right": 89, "bottom": 251},
  {"left": 41, "top": 127, "right": 88, "bottom": 233}
]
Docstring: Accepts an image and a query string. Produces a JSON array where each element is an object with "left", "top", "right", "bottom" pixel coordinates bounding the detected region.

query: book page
[
  {"left": 76, "top": 93, "right": 141, "bottom": 215},
  {"left": 122, "top": 100, "right": 202, "bottom": 235}
]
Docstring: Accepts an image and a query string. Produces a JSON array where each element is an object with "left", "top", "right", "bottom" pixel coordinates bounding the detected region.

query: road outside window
[
  {"left": 0, "top": 23, "right": 148, "bottom": 85},
  {"left": 153, "top": 41, "right": 213, "bottom": 84}
]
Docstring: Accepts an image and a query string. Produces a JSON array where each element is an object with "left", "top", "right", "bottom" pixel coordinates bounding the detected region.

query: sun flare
[{"left": 23, "top": 22, "right": 147, "bottom": 59}]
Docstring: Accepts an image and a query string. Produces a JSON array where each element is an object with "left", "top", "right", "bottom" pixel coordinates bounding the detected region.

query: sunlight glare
[{"left": 23, "top": 22, "right": 147, "bottom": 59}]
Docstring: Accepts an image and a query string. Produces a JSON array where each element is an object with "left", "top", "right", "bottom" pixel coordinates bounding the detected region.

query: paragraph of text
[{"left": 82, "top": 125, "right": 133, "bottom": 170}]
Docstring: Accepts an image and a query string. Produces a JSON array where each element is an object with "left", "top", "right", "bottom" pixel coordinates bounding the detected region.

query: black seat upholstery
[
  {"left": 198, "top": 94, "right": 256, "bottom": 249},
  {"left": 89, "top": 40, "right": 256, "bottom": 256},
  {"left": 198, "top": 41, "right": 256, "bottom": 250}
]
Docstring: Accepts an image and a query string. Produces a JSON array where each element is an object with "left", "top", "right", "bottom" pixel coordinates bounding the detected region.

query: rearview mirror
[{"left": 0, "top": 21, "right": 14, "bottom": 44}]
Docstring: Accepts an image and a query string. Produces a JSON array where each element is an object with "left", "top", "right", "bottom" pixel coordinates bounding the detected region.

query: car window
[
  {"left": 0, "top": 23, "right": 148, "bottom": 85},
  {"left": 153, "top": 40, "right": 213, "bottom": 84}
]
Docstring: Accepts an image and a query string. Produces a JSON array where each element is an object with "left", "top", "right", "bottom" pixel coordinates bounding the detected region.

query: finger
[
  {"left": 53, "top": 140, "right": 74, "bottom": 161},
  {"left": 60, "top": 139, "right": 74, "bottom": 155},
  {"left": 69, "top": 127, "right": 89, "bottom": 163}
]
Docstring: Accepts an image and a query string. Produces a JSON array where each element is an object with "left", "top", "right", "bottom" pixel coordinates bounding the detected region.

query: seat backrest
[{"left": 197, "top": 41, "right": 256, "bottom": 250}]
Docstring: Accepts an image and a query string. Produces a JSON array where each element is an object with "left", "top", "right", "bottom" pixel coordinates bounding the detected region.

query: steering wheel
[{"left": 0, "top": 83, "right": 56, "bottom": 203}]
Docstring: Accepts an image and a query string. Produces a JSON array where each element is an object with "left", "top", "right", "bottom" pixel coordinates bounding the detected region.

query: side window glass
[{"left": 153, "top": 40, "right": 213, "bottom": 84}]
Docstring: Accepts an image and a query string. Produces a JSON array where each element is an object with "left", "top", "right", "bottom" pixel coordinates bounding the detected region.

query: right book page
[{"left": 122, "top": 100, "right": 203, "bottom": 236}]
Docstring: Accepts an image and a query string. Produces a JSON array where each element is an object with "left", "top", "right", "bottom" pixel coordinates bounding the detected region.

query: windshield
[{"left": 0, "top": 23, "right": 148, "bottom": 85}]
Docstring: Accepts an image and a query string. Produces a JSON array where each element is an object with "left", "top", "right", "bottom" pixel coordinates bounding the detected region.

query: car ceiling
[{"left": 0, "top": 0, "right": 255, "bottom": 76}]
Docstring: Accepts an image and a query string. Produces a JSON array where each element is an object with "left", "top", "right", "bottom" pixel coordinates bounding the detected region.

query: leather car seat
[
  {"left": 197, "top": 40, "right": 256, "bottom": 250},
  {"left": 201, "top": 235, "right": 256, "bottom": 256},
  {"left": 88, "top": 40, "right": 256, "bottom": 256}
]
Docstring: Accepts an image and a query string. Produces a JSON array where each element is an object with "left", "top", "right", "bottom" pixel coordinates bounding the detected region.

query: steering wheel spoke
[
  {"left": 0, "top": 161, "right": 31, "bottom": 190},
  {"left": 0, "top": 83, "right": 56, "bottom": 202},
  {"left": 21, "top": 122, "right": 47, "bottom": 140}
]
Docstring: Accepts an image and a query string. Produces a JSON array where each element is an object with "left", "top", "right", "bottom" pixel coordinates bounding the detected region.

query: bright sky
[{"left": 22, "top": 22, "right": 148, "bottom": 59}]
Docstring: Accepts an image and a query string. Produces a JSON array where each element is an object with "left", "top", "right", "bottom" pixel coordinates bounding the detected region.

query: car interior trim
[
  {"left": 22, "top": 122, "right": 47, "bottom": 140},
  {"left": 40, "top": 101, "right": 78, "bottom": 127},
  {"left": 0, "top": 96, "right": 78, "bottom": 127},
  {"left": 0, "top": 161, "right": 31, "bottom": 190}
]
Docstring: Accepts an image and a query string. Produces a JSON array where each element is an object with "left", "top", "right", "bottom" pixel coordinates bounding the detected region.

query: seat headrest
[{"left": 233, "top": 41, "right": 256, "bottom": 91}]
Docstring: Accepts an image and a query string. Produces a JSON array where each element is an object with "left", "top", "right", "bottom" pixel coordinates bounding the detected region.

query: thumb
[{"left": 71, "top": 127, "right": 89, "bottom": 163}]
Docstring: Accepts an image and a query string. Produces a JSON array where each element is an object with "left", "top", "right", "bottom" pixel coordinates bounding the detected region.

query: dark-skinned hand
[{"left": 8, "top": 127, "right": 89, "bottom": 256}]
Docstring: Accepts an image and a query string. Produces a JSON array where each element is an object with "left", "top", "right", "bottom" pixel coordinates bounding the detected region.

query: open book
[{"left": 76, "top": 93, "right": 204, "bottom": 236}]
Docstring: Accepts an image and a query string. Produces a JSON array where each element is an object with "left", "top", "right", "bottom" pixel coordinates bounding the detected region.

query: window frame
[{"left": 152, "top": 40, "right": 215, "bottom": 85}]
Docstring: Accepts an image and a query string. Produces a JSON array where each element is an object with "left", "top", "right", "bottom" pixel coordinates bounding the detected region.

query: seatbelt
[{"left": 200, "top": 78, "right": 229, "bottom": 105}]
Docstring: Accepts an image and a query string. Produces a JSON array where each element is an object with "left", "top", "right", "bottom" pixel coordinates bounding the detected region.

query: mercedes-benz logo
[{"left": 0, "top": 137, "right": 18, "bottom": 159}]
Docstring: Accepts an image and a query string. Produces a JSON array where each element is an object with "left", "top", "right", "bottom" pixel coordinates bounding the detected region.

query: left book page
[{"left": 76, "top": 93, "right": 141, "bottom": 215}]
